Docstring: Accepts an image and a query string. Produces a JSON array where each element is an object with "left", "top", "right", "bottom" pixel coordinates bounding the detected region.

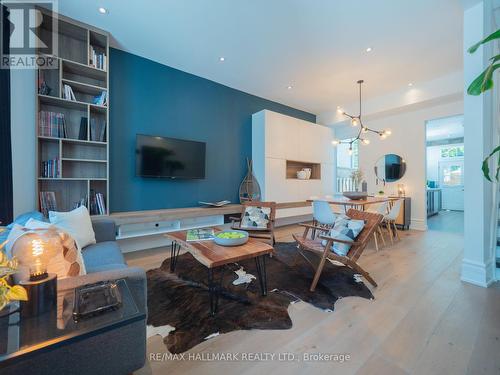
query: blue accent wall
[{"left": 109, "top": 48, "right": 316, "bottom": 212}]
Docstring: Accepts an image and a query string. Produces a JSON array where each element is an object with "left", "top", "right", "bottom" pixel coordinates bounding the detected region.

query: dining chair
[
  {"left": 372, "top": 201, "right": 389, "bottom": 250},
  {"left": 311, "top": 200, "right": 337, "bottom": 239},
  {"left": 384, "top": 199, "right": 403, "bottom": 244}
]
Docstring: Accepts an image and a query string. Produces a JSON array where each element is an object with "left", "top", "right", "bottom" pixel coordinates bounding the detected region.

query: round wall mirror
[{"left": 374, "top": 154, "right": 406, "bottom": 182}]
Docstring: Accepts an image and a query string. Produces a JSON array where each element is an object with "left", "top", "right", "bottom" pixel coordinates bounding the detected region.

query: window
[
  {"left": 441, "top": 146, "right": 464, "bottom": 158},
  {"left": 336, "top": 139, "right": 359, "bottom": 192}
]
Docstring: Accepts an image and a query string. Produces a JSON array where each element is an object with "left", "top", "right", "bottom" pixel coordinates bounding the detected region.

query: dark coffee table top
[{"left": 0, "top": 278, "right": 145, "bottom": 367}]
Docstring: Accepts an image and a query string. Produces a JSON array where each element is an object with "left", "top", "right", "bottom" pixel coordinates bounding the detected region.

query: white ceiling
[
  {"left": 57, "top": 0, "right": 464, "bottom": 115},
  {"left": 426, "top": 115, "right": 464, "bottom": 142}
]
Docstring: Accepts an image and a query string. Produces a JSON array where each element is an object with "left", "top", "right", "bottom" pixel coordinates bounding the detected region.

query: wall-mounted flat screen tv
[{"left": 136, "top": 134, "right": 206, "bottom": 179}]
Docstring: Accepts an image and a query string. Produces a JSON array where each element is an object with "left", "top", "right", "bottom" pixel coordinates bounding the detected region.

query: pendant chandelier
[{"left": 332, "top": 80, "right": 391, "bottom": 154}]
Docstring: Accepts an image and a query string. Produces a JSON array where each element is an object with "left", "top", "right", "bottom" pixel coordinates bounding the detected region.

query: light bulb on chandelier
[{"left": 330, "top": 80, "right": 392, "bottom": 148}]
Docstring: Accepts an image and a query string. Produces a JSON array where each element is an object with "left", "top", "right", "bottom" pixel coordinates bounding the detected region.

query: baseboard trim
[
  {"left": 410, "top": 218, "right": 427, "bottom": 231},
  {"left": 461, "top": 258, "right": 496, "bottom": 287}
]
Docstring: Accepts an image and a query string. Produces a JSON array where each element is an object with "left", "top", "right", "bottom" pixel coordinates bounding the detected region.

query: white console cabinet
[{"left": 252, "top": 110, "right": 335, "bottom": 223}]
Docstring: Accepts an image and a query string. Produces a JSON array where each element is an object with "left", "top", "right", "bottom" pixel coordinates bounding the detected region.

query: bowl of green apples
[{"left": 214, "top": 230, "right": 249, "bottom": 246}]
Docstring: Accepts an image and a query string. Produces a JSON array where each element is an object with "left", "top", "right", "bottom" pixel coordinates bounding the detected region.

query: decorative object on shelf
[
  {"left": 296, "top": 170, "right": 308, "bottom": 179},
  {"left": 378, "top": 190, "right": 385, "bottom": 196},
  {"left": 198, "top": 200, "right": 231, "bottom": 207},
  {"left": 331, "top": 80, "right": 392, "bottom": 152},
  {"left": 213, "top": 230, "right": 249, "bottom": 246},
  {"left": 374, "top": 154, "right": 406, "bottom": 183},
  {"left": 38, "top": 80, "right": 52, "bottom": 96},
  {"left": 361, "top": 180, "right": 368, "bottom": 192},
  {"left": 0, "top": 233, "right": 28, "bottom": 314},
  {"left": 239, "top": 158, "right": 261, "bottom": 203},
  {"left": 303, "top": 168, "right": 312, "bottom": 179},
  {"left": 398, "top": 184, "right": 406, "bottom": 197},
  {"left": 342, "top": 191, "right": 368, "bottom": 200}
]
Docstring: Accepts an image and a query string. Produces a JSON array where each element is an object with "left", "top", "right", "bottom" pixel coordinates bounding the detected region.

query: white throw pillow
[{"left": 49, "top": 206, "right": 96, "bottom": 249}]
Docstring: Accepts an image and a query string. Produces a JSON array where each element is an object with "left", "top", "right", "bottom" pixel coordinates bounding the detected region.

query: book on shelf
[
  {"left": 90, "top": 117, "right": 106, "bottom": 142},
  {"left": 39, "top": 191, "right": 57, "bottom": 217},
  {"left": 92, "top": 91, "right": 108, "bottom": 107},
  {"left": 63, "top": 84, "right": 77, "bottom": 101},
  {"left": 89, "top": 190, "right": 107, "bottom": 215},
  {"left": 39, "top": 111, "right": 67, "bottom": 138},
  {"left": 89, "top": 45, "right": 107, "bottom": 70},
  {"left": 40, "top": 157, "right": 60, "bottom": 178},
  {"left": 79, "top": 117, "right": 88, "bottom": 140}
]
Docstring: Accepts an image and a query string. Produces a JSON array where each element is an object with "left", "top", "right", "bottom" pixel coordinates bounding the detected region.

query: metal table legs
[
  {"left": 169, "top": 241, "right": 181, "bottom": 272},
  {"left": 254, "top": 255, "right": 268, "bottom": 296}
]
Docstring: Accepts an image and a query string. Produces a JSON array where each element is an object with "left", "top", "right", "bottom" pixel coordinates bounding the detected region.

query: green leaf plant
[{"left": 467, "top": 28, "right": 500, "bottom": 180}]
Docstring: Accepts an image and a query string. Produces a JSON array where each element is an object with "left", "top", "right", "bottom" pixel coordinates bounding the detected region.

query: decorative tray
[{"left": 73, "top": 280, "right": 122, "bottom": 321}]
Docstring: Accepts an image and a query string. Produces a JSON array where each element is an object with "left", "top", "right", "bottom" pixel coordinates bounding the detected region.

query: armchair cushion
[
  {"left": 322, "top": 217, "right": 365, "bottom": 256},
  {"left": 241, "top": 206, "right": 271, "bottom": 229}
]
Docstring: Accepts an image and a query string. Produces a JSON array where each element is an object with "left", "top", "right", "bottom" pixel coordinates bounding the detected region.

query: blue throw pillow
[
  {"left": 7, "top": 211, "right": 46, "bottom": 229},
  {"left": 321, "top": 217, "right": 365, "bottom": 256}
]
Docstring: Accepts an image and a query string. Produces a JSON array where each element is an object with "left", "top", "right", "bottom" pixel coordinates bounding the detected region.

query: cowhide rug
[{"left": 146, "top": 241, "right": 374, "bottom": 353}]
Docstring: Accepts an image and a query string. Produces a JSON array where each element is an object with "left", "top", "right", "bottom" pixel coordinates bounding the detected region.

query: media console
[{"left": 110, "top": 205, "right": 243, "bottom": 252}]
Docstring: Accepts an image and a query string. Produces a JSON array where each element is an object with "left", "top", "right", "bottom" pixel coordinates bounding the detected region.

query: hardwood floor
[{"left": 127, "top": 212, "right": 500, "bottom": 375}]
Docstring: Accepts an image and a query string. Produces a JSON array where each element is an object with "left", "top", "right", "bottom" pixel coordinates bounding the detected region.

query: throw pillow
[
  {"left": 240, "top": 206, "right": 271, "bottom": 229},
  {"left": 322, "top": 218, "right": 365, "bottom": 256},
  {"left": 10, "top": 226, "right": 86, "bottom": 281},
  {"left": 49, "top": 206, "right": 96, "bottom": 249}
]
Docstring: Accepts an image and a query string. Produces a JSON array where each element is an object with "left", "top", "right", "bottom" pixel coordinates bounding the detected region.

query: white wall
[
  {"left": 354, "top": 100, "right": 463, "bottom": 231},
  {"left": 10, "top": 69, "right": 37, "bottom": 218}
]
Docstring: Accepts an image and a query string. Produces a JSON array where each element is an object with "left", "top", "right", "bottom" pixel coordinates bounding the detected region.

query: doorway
[{"left": 425, "top": 115, "right": 464, "bottom": 232}]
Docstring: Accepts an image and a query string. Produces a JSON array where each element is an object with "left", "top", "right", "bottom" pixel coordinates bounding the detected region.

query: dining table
[{"left": 306, "top": 195, "right": 400, "bottom": 212}]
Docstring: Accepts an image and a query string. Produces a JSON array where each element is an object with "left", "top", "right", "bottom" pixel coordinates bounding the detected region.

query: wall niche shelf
[
  {"left": 36, "top": 8, "right": 109, "bottom": 216},
  {"left": 286, "top": 160, "right": 321, "bottom": 180}
]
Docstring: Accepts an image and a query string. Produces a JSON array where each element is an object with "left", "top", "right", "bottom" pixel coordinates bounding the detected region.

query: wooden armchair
[
  {"left": 292, "top": 209, "right": 383, "bottom": 291},
  {"left": 231, "top": 201, "right": 276, "bottom": 245}
]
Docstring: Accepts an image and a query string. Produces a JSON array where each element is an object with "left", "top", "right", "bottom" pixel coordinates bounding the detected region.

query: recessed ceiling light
[
  {"left": 98, "top": 7, "right": 107, "bottom": 14},
  {"left": 287, "top": 85, "right": 293, "bottom": 90},
  {"left": 365, "top": 47, "right": 372, "bottom": 52},
  {"left": 219, "top": 57, "right": 225, "bottom": 62},
  {"left": 408, "top": 82, "right": 413, "bottom": 87}
]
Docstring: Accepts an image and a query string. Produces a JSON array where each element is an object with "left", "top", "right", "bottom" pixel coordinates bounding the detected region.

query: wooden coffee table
[{"left": 165, "top": 227, "right": 274, "bottom": 315}]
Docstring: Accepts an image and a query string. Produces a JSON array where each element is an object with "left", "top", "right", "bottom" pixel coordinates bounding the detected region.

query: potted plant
[
  {"left": 0, "top": 232, "right": 28, "bottom": 315},
  {"left": 350, "top": 169, "right": 364, "bottom": 191},
  {"left": 467, "top": 28, "right": 500, "bottom": 180}
]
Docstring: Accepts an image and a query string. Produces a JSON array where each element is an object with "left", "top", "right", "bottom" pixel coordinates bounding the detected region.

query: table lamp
[
  {"left": 397, "top": 184, "right": 406, "bottom": 197},
  {"left": 17, "top": 228, "right": 59, "bottom": 318}
]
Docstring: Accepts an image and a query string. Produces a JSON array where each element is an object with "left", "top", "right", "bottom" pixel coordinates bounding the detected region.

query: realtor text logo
[{"left": 1, "top": 0, "right": 58, "bottom": 69}]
